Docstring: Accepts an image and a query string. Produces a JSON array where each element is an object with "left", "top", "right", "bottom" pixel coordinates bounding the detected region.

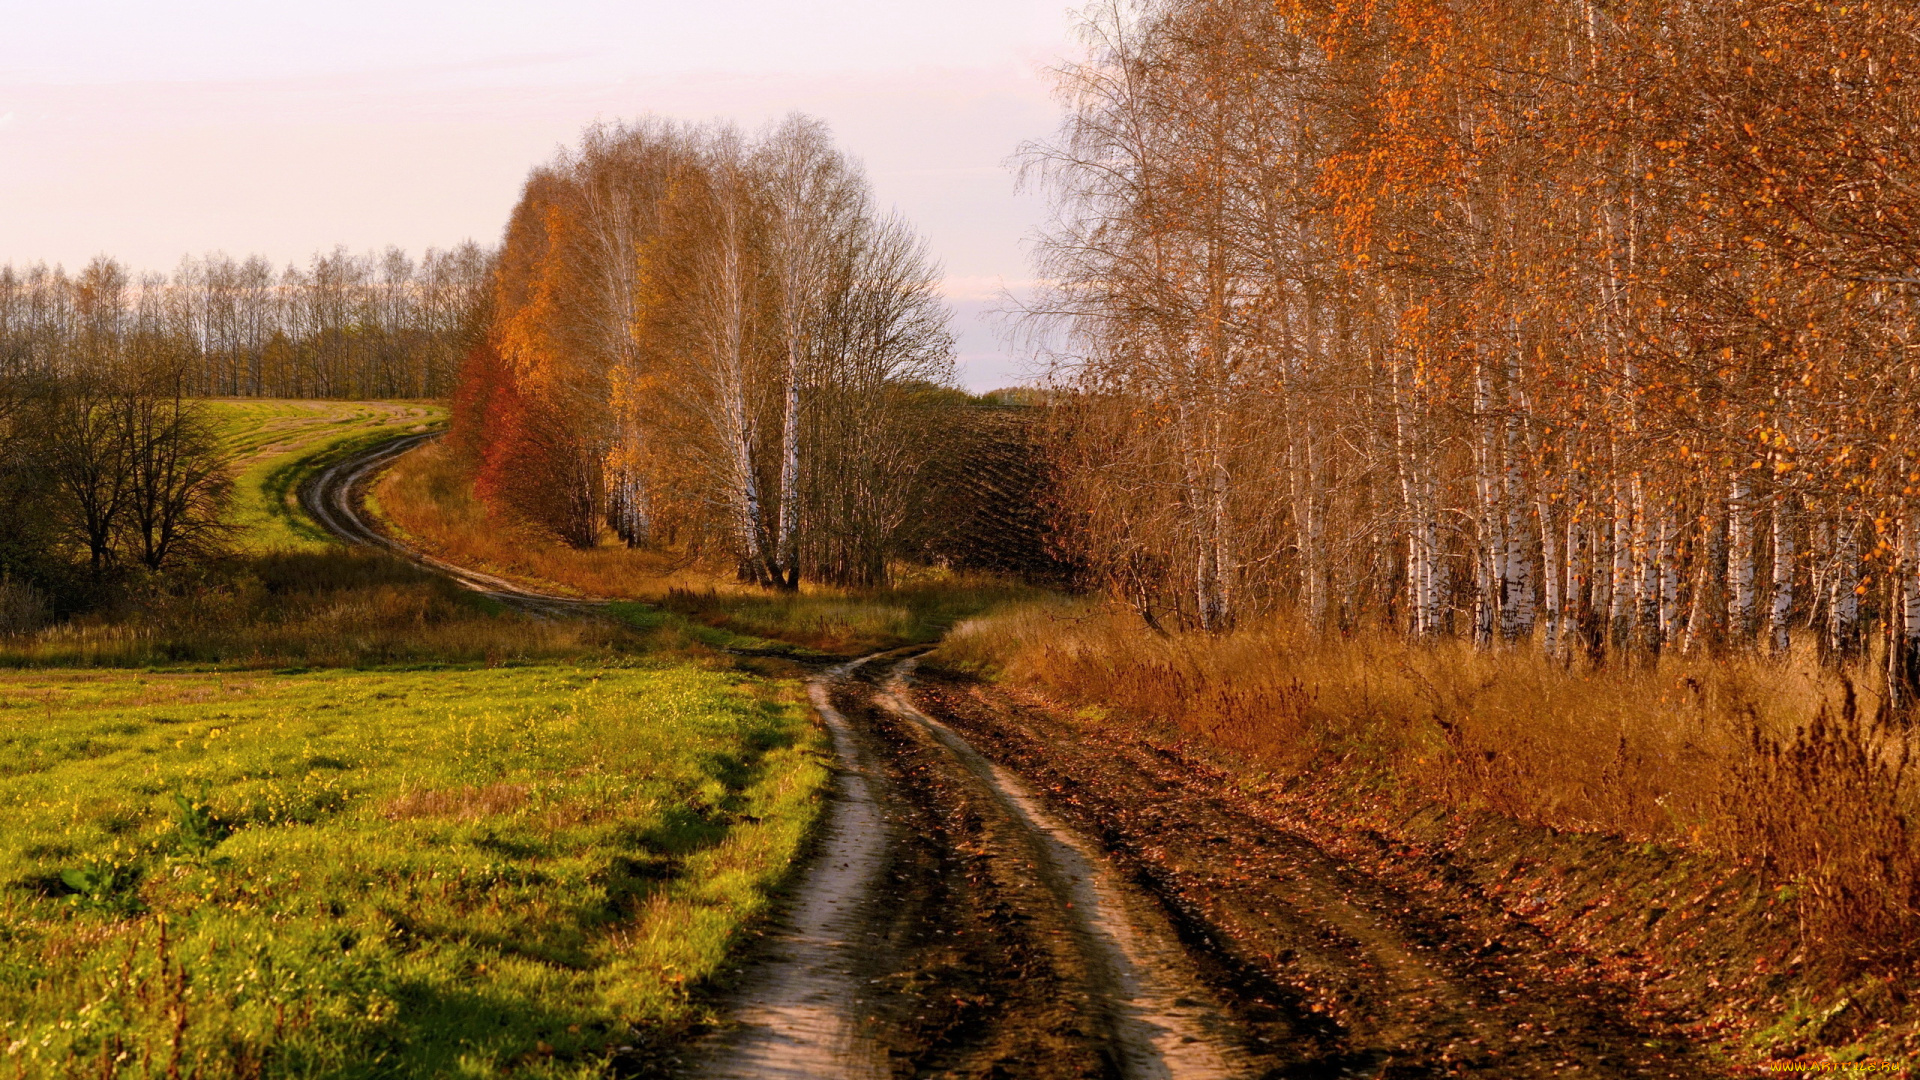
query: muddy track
[
  {"left": 689, "top": 653, "right": 1254, "bottom": 1079},
  {"left": 311, "top": 436, "right": 1719, "bottom": 1079},
  {"left": 307, "top": 439, "right": 1252, "bottom": 1075},
  {"left": 906, "top": 669, "right": 1731, "bottom": 1079}
]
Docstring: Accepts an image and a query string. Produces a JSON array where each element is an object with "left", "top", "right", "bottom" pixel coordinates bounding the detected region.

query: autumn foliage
[
  {"left": 455, "top": 118, "right": 954, "bottom": 585},
  {"left": 1029, "top": 0, "right": 1920, "bottom": 691}
]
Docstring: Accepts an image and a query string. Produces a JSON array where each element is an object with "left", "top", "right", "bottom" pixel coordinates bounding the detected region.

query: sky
[{"left": 0, "top": 0, "right": 1080, "bottom": 389}]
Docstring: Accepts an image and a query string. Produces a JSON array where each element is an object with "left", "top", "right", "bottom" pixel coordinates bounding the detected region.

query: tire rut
[
  {"left": 691, "top": 655, "right": 894, "bottom": 1079},
  {"left": 875, "top": 657, "right": 1252, "bottom": 1079},
  {"left": 696, "top": 655, "right": 1254, "bottom": 1078},
  {"left": 908, "top": 668, "right": 1727, "bottom": 1079}
]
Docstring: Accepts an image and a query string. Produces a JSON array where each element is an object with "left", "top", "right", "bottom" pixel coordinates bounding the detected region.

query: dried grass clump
[
  {"left": 0, "top": 576, "right": 49, "bottom": 636},
  {"left": 382, "top": 783, "right": 530, "bottom": 821},
  {"left": 942, "top": 598, "right": 1920, "bottom": 961}
]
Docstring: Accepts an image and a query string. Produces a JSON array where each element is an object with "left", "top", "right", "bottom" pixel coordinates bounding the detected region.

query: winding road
[
  {"left": 307, "top": 434, "right": 1720, "bottom": 1080},
  {"left": 304, "top": 435, "right": 1252, "bottom": 1078}
]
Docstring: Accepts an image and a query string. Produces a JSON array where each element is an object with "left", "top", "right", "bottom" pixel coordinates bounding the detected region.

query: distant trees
[
  {"left": 459, "top": 117, "right": 954, "bottom": 587},
  {"left": 1028, "top": 0, "right": 1920, "bottom": 679},
  {"left": 0, "top": 245, "right": 490, "bottom": 399}
]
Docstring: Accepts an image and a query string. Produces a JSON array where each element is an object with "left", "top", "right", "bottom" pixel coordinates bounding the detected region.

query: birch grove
[
  {"left": 459, "top": 118, "right": 953, "bottom": 586},
  {"left": 1029, "top": 0, "right": 1920, "bottom": 690}
]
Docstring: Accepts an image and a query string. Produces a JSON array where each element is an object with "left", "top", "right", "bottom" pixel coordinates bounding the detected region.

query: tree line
[
  {"left": 0, "top": 245, "right": 490, "bottom": 400},
  {"left": 1027, "top": 0, "right": 1920, "bottom": 688},
  {"left": 455, "top": 116, "right": 953, "bottom": 587}
]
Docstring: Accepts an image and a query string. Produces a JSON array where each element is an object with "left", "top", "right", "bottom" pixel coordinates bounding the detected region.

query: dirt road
[{"left": 312, "top": 436, "right": 1721, "bottom": 1079}]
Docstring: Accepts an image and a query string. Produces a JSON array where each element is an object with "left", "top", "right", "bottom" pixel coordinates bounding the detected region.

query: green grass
[
  {"left": 0, "top": 662, "right": 826, "bottom": 1078},
  {"left": 204, "top": 399, "right": 444, "bottom": 553},
  {"left": 656, "top": 575, "right": 1049, "bottom": 657}
]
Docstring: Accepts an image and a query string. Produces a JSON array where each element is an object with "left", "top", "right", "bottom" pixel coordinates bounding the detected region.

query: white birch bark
[
  {"left": 1829, "top": 517, "right": 1859, "bottom": 658},
  {"left": 1502, "top": 444, "right": 1534, "bottom": 640},
  {"left": 1502, "top": 350, "right": 1534, "bottom": 640},
  {"left": 1901, "top": 512, "right": 1920, "bottom": 691},
  {"left": 1768, "top": 494, "right": 1795, "bottom": 653},
  {"left": 1393, "top": 360, "right": 1438, "bottom": 636},
  {"left": 1727, "top": 474, "right": 1756, "bottom": 643},
  {"left": 1656, "top": 512, "right": 1679, "bottom": 646},
  {"left": 1608, "top": 473, "right": 1635, "bottom": 645},
  {"left": 1473, "top": 362, "right": 1500, "bottom": 645}
]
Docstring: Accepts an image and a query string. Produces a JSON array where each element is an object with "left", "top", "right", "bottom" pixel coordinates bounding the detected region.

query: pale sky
[{"left": 0, "top": 1, "right": 1077, "bottom": 389}]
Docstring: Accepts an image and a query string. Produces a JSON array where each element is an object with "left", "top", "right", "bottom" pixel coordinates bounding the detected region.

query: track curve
[{"left": 300, "top": 432, "right": 596, "bottom": 616}]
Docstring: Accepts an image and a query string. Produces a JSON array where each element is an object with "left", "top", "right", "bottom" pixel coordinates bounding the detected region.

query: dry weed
[
  {"left": 943, "top": 598, "right": 1920, "bottom": 961},
  {"left": 382, "top": 783, "right": 531, "bottom": 820},
  {"left": 376, "top": 441, "right": 720, "bottom": 599}
]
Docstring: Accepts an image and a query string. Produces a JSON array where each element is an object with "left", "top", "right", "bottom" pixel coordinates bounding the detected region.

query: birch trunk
[
  {"left": 1393, "top": 360, "right": 1438, "bottom": 636},
  {"left": 1896, "top": 512, "right": 1920, "bottom": 705},
  {"left": 1829, "top": 518, "right": 1859, "bottom": 659},
  {"left": 1656, "top": 512, "right": 1679, "bottom": 647},
  {"left": 1607, "top": 474, "right": 1635, "bottom": 647},
  {"left": 1684, "top": 483, "right": 1724, "bottom": 653},
  {"left": 1501, "top": 351, "right": 1534, "bottom": 641},
  {"left": 1767, "top": 494, "right": 1795, "bottom": 653},
  {"left": 1727, "top": 474, "right": 1756, "bottom": 644},
  {"left": 1473, "top": 362, "right": 1500, "bottom": 645}
]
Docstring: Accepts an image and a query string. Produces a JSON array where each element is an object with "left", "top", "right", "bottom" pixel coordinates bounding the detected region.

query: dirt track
[{"left": 314, "top": 436, "right": 1726, "bottom": 1080}]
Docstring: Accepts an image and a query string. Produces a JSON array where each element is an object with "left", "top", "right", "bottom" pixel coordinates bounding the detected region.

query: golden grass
[
  {"left": 941, "top": 597, "right": 1920, "bottom": 960},
  {"left": 381, "top": 782, "right": 531, "bottom": 820},
  {"left": 373, "top": 440, "right": 717, "bottom": 599}
]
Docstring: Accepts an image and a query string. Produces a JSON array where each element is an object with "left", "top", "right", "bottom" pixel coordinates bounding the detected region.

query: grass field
[
  {"left": 206, "top": 399, "right": 443, "bottom": 552},
  {"left": 0, "top": 401, "right": 838, "bottom": 1078},
  {"left": 0, "top": 662, "right": 825, "bottom": 1077}
]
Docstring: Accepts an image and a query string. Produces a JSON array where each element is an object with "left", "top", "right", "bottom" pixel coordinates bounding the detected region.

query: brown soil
[{"left": 902, "top": 664, "right": 1741, "bottom": 1078}]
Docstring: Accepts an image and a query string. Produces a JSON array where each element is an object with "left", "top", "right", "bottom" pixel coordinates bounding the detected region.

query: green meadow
[
  {"left": 0, "top": 664, "right": 824, "bottom": 1077},
  {"left": 0, "top": 403, "right": 831, "bottom": 1077}
]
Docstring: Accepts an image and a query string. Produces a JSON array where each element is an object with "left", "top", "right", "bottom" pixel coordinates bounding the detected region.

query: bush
[{"left": 0, "top": 575, "right": 47, "bottom": 636}]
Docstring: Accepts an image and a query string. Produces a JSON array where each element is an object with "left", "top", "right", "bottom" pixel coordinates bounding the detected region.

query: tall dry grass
[
  {"left": 941, "top": 598, "right": 1920, "bottom": 960},
  {"left": 0, "top": 549, "right": 625, "bottom": 668},
  {"left": 374, "top": 440, "right": 717, "bottom": 599}
]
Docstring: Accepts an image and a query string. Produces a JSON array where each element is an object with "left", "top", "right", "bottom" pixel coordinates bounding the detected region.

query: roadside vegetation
[{"left": 939, "top": 600, "right": 1920, "bottom": 1061}]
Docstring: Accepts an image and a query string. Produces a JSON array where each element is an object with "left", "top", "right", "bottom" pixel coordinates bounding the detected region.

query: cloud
[{"left": 942, "top": 275, "right": 1046, "bottom": 302}]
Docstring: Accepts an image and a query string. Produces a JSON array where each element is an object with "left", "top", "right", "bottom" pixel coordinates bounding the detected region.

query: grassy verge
[
  {"left": 937, "top": 598, "right": 1920, "bottom": 1064},
  {"left": 0, "top": 662, "right": 825, "bottom": 1078},
  {"left": 377, "top": 438, "right": 1043, "bottom": 655}
]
